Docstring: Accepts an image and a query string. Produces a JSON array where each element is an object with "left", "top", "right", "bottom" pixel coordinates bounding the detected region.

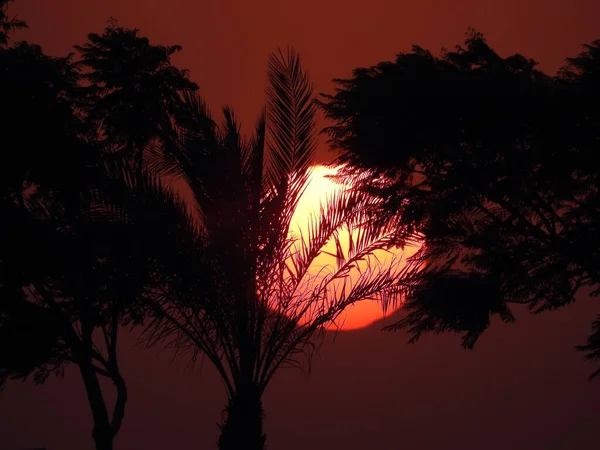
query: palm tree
[{"left": 145, "top": 49, "right": 409, "bottom": 450}]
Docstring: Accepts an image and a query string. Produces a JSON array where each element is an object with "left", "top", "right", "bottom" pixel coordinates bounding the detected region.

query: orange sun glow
[{"left": 289, "top": 166, "right": 421, "bottom": 331}]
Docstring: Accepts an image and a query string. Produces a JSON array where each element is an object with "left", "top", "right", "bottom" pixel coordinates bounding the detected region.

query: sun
[{"left": 289, "top": 165, "right": 420, "bottom": 331}]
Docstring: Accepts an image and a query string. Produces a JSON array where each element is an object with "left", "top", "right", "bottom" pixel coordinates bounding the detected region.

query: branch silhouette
[{"left": 319, "top": 28, "right": 600, "bottom": 379}]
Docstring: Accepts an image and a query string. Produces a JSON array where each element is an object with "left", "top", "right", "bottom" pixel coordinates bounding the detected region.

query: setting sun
[{"left": 289, "top": 166, "right": 421, "bottom": 331}]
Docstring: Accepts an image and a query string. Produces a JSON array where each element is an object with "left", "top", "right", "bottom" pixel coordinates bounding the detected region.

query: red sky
[
  {"left": 12, "top": 0, "right": 600, "bottom": 161},
  {"left": 2, "top": 1, "right": 600, "bottom": 449},
  {"left": 2, "top": 298, "right": 600, "bottom": 450}
]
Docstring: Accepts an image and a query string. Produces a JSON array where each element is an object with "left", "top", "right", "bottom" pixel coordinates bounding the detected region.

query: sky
[
  {"left": 2, "top": 0, "right": 600, "bottom": 449},
  {"left": 10, "top": 0, "right": 600, "bottom": 162}
]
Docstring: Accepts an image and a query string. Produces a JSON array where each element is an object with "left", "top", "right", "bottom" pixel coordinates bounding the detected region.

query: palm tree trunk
[
  {"left": 79, "top": 364, "right": 114, "bottom": 450},
  {"left": 218, "top": 382, "right": 266, "bottom": 450}
]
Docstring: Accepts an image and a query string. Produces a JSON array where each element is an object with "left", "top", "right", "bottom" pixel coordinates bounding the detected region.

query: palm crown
[{"left": 141, "top": 48, "right": 407, "bottom": 450}]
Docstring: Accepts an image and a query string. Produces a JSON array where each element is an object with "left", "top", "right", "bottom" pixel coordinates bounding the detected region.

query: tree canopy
[
  {"left": 0, "top": 8, "right": 200, "bottom": 449},
  {"left": 318, "top": 29, "right": 600, "bottom": 378}
]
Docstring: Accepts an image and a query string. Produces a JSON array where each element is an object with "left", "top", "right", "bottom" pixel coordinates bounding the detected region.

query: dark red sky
[
  {"left": 11, "top": 0, "right": 600, "bottom": 160},
  {"left": 2, "top": 298, "right": 600, "bottom": 450},
  {"left": 2, "top": 1, "right": 600, "bottom": 449}
]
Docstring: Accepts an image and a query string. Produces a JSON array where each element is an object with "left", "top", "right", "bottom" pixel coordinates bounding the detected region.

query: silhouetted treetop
[
  {"left": 0, "top": 42, "right": 92, "bottom": 202},
  {"left": 1, "top": 10, "right": 203, "bottom": 448},
  {"left": 319, "top": 29, "right": 600, "bottom": 377},
  {"left": 560, "top": 40, "right": 600, "bottom": 83},
  {"left": 0, "top": 0, "right": 27, "bottom": 46},
  {"left": 74, "top": 20, "right": 198, "bottom": 170},
  {"left": 318, "top": 29, "right": 547, "bottom": 174}
]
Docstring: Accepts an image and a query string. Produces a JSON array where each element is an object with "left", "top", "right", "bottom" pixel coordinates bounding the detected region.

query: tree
[
  {"left": 1, "top": 160, "right": 200, "bottom": 450},
  {"left": 0, "top": 6, "right": 200, "bottom": 448},
  {"left": 318, "top": 29, "right": 600, "bottom": 377},
  {"left": 145, "top": 49, "right": 407, "bottom": 450},
  {"left": 74, "top": 20, "right": 198, "bottom": 173},
  {"left": 0, "top": 0, "right": 26, "bottom": 46},
  {"left": 0, "top": 37, "right": 130, "bottom": 448}
]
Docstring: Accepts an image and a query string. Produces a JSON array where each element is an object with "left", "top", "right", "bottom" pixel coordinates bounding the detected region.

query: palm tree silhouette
[{"left": 144, "top": 49, "right": 407, "bottom": 450}]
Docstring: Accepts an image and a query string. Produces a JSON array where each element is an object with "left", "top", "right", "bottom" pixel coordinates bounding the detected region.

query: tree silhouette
[
  {"left": 144, "top": 49, "right": 408, "bottom": 450},
  {"left": 0, "top": 0, "right": 26, "bottom": 46},
  {"left": 74, "top": 20, "right": 198, "bottom": 173},
  {"left": 1, "top": 159, "right": 201, "bottom": 450},
  {"left": 0, "top": 6, "right": 200, "bottom": 448},
  {"left": 318, "top": 29, "right": 600, "bottom": 377},
  {"left": 0, "top": 36, "right": 130, "bottom": 447}
]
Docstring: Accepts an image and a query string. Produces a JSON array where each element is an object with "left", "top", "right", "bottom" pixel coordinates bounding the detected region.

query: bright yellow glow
[{"left": 288, "top": 165, "right": 420, "bottom": 331}]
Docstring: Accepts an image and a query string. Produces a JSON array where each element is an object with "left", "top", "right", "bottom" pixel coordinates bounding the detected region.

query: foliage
[
  {"left": 145, "top": 48, "right": 407, "bottom": 450},
  {"left": 74, "top": 19, "right": 198, "bottom": 171},
  {"left": 0, "top": 9, "right": 201, "bottom": 448},
  {"left": 318, "top": 29, "right": 600, "bottom": 376},
  {"left": 0, "top": 0, "right": 26, "bottom": 46}
]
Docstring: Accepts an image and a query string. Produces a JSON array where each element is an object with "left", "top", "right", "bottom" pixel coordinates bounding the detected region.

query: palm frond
[
  {"left": 262, "top": 48, "right": 317, "bottom": 244},
  {"left": 244, "top": 109, "right": 267, "bottom": 212},
  {"left": 265, "top": 48, "right": 316, "bottom": 185}
]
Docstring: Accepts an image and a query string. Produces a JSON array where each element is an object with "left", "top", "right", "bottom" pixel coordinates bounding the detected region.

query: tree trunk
[
  {"left": 79, "top": 365, "right": 114, "bottom": 450},
  {"left": 110, "top": 372, "right": 128, "bottom": 437},
  {"left": 218, "top": 383, "right": 266, "bottom": 450}
]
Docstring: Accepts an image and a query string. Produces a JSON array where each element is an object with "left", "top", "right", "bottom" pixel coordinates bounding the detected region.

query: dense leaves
[
  {"left": 75, "top": 20, "right": 198, "bottom": 170},
  {"left": 319, "top": 29, "right": 600, "bottom": 376},
  {"left": 0, "top": 5, "right": 201, "bottom": 448}
]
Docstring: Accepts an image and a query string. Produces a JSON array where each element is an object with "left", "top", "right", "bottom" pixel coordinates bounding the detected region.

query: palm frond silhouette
[{"left": 143, "top": 48, "right": 407, "bottom": 450}]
